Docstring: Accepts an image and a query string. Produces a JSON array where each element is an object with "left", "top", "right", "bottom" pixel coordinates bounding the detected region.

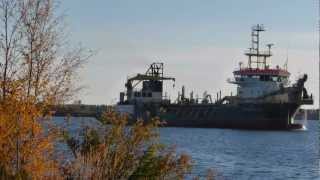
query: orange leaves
[
  {"left": 0, "top": 0, "right": 88, "bottom": 178},
  {"left": 66, "top": 110, "right": 193, "bottom": 179},
  {"left": 0, "top": 83, "right": 60, "bottom": 179}
]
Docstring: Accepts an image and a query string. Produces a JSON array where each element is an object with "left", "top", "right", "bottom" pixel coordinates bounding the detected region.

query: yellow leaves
[
  {"left": 0, "top": 86, "right": 60, "bottom": 179},
  {"left": 67, "top": 110, "right": 193, "bottom": 179},
  {"left": 0, "top": 0, "right": 89, "bottom": 178}
]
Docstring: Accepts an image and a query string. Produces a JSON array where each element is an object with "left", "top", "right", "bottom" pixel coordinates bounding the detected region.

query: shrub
[{"left": 66, "top": 110, "right": 193, "bottom": 179}]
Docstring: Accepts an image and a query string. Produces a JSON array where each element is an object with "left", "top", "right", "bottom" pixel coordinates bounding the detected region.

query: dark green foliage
[
  {"left": 130, "top": 146, "right": 163, "bottom": 179},
  {"left": 81, "top": 128, "right": 101, "bottom": 155}
]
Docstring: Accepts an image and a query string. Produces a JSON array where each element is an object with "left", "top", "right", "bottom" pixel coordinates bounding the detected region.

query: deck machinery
[
  {"left": 117, "top": 25, "right": 313, "bottom": 129},
  {"left": 118, "top": 63, "right": 175, "bottom": 116}
]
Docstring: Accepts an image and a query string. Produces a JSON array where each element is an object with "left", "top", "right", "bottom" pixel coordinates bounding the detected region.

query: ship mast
[
  {"left": 318, "top": 0, "right": 320, "bottom": 120},
  {"left": 245, "top": 24, "right": 272, "bottom": 69}
]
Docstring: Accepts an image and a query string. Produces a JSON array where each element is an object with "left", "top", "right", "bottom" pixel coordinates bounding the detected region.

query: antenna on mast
[
  {"left": 318, "top": 0, "right": 320, "bottom": 120},
  {"left": 245, "top": 24, "right": 272, "bottom": 69},
  {"left": 284, "top": 48, "right": 289, "bottom": 71}
]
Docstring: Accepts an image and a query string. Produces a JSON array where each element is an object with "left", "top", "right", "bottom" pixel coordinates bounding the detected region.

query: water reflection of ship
[{"left": 116, "top": 25, "right": 313, "bottom": 130}]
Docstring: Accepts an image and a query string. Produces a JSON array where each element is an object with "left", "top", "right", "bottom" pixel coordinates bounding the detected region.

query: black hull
[{"left": 137, "top": 103, "right": 301, "bottom": 130}]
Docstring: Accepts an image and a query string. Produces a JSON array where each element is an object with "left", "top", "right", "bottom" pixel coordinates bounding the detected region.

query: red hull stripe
[{"left": 234, "top": 68, "right": 290, "bottom": 76}]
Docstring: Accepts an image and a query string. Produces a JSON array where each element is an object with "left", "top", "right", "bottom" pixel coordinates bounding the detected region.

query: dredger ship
[{"left": 116, "top": 25, "right": 313, "bottom": 129}]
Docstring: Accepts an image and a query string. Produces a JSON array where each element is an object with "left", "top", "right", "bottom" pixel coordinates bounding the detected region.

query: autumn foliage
[
  {"left": 0, "top": 0, "right": 214, "bottom": 179},
  {"left": 0, "top": 83, "right": 60, "bottom": 179},
  {"left": 64, "top": 109, "right": 193, "bottom": 180},
  {"left": 0, "top": 0, "right": 86, "bottom": 178}
]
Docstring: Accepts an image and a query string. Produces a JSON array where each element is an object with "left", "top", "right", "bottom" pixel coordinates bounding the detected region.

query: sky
[{"left": 61, "top": 0, "right": 318, "bottom": 108}]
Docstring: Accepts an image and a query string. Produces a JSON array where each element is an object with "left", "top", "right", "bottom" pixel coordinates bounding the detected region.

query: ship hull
[
  {"left": 155, "top": 103, "right": 300, "bottom": 130},
  {"left": 117, "top": 64, "right": 312, "bottom": 130}
]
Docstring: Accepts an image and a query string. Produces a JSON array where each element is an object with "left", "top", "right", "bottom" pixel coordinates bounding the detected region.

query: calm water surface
[
  {"left": 52, "top": 117, "right": 319, "bottom": 180},
  {"left": 159, "top": 120, "right": 319, "bottom": 179}
]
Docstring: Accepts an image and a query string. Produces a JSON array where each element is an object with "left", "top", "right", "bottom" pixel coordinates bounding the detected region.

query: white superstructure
[{"left": 229, "top": 24, "right": 290, "bottom": 99}]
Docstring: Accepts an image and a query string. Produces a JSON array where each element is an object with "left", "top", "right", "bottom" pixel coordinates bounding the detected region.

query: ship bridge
[{"left": 229, "top": 24, "right": 290, "bottom": 98}]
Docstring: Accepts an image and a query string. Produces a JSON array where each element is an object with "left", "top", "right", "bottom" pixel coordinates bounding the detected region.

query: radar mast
[{"left": 245, "top": 24, "right": 273, "bottom": 69}]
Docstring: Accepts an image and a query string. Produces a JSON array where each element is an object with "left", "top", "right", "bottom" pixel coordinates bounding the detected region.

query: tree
[
  {"left": 0, "top": 1, "right": 212, "bottom": 179},
  {"left": 0, "top": 0, "right": 21, "bottom": 100},
  {"left": 0, "top": 0, "right": 89, "bottom": 178}
]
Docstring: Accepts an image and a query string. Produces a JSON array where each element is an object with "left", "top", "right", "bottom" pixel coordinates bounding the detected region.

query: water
[
  {"left": 159, "top": 120, "right": 319, "bottom": 179},
  {"left": 49, "top": 117, "right": 105, "bottom": 165},
  {"left": 52, "top": 117, "right": 319, "bottom": 180}
]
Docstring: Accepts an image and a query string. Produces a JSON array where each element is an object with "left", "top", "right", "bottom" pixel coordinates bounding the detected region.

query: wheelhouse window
[{"left": 260, "top": 75, "right": 271, "bottom": 81}]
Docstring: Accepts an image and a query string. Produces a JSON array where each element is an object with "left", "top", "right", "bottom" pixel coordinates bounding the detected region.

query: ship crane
[
  {"left": 126, "top": 74, "right": 176, "bottom": 89},
  {"left": 123, "top": 63, "right": 175, "bottom": 104},
  {"left": 125, "top": 63, "right": 175, "bottom": 90}
]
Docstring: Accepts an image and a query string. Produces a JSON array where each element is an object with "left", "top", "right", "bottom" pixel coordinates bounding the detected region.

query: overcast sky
[{"left": 61, "top": 0, "right": 318, "bottom": 108}]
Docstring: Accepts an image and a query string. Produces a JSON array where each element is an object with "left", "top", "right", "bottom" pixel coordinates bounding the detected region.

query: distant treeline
[{"left": 294, "top": 109, "right": 319, "bottom": 120}]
